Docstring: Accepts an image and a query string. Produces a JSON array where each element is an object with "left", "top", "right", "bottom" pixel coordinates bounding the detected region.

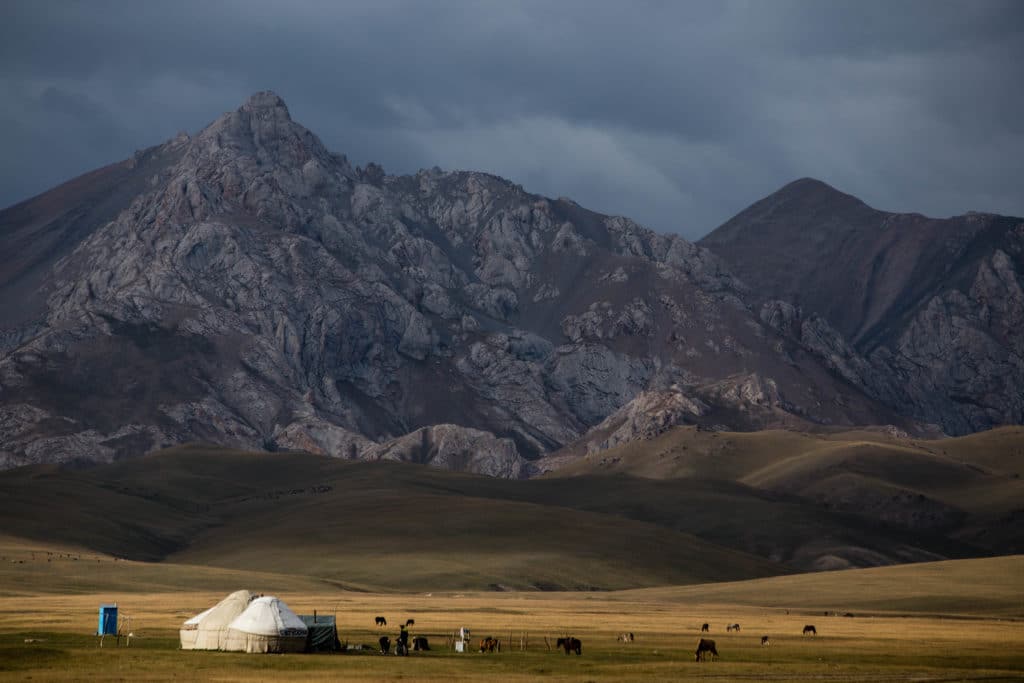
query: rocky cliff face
[
  {"left": 0, "top": 94, "right": 948, "bottom": 474},
  {"left": 701, "top": 179, "right": 1024, "bottom": 435}
]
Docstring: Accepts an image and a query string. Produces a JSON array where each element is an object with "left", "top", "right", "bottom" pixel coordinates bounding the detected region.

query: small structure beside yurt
[
  {"left": 299, "top": 612, "right": 341, "bottom": 652},
  {"left": 179, "top": 590, "right": 256, "bottom": 650},
  {"left": 223, "top": 596, "right": 308, "bottom": 653}
]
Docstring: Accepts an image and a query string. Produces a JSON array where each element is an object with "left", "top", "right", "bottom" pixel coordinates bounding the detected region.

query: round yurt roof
[
  {"left": 227, "top": 596, "right": 307, "bottom": 637},
  {"left": 182, "top": 605, "right": 215, "bottom": 627},
  {"left": 182, "top": 590, "right": 256, "bottom": 629}
]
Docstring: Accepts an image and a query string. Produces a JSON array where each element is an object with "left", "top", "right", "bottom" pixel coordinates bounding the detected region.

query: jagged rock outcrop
[
  {"left": 0, "top": 94, "right": 943, "bottom": 474},
  {"left": 361, "top": 423, "right": 529, "bottom": 478},
  {"left": 581, "top": 388, "right": 709, "bottom": 454}
]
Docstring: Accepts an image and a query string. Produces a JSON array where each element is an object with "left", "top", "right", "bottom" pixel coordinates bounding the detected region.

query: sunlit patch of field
[{"left": 0, "top": 541, "right": 1021, "bottom": 682}]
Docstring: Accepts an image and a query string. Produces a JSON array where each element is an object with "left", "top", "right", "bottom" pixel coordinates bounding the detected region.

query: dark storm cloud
[{"left": 1, "top": 1, "right": 1021, "bottom": 238}]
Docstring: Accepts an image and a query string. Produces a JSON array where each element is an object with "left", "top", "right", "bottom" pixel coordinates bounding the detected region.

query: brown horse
[
  {"left": 726, "top": 623, "right": 740, "bottom": 632},
  {"left": 803, "top": 625, "right": 817, "bottom": 636},
  {"left": 695, "top": 638, "right": 719, "bottom": 662},
  {"left": 618, "top": 632, "right": 634, "bottom": 643},
  {"left": 557, "top": 636, "right": 582, "bottom": 655},
  {"left": 760, "top": 636, "right": 770, "bottom": 646},
  {"left": 479, "top": 636, "right": 500, "bottom": 653},
  {"left": 700, "top": 623, "right": 710, "bottom": 633}
]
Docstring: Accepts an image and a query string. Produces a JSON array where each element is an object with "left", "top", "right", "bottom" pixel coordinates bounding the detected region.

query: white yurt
[
  {"left": 179, "top": 590, "right": 256, "bottom": 650},
  {"left": 223, "top": 596, "right": 308, "bottom": 654}
]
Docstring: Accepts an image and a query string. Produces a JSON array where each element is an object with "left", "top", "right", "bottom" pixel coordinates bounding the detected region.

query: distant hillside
[
  {"left": 2, "top": 441, "right": 1019, "bottom": 589},
  {"left": 540, "top": 425, "right": 1024, "bottom": 562},
  {"left": 0, "top": 446, "right": 785, "bottom": 591},
  {"left": 626, "top": 554, "right": 1024, "bottom": 618}
]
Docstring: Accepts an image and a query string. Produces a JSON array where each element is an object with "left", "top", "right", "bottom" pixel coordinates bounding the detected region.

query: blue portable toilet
[{"left": 98, "top": 604, "right": 118, "bottom": 635}]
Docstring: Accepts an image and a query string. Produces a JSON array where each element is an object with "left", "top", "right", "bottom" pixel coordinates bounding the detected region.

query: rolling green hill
[
  {"left": 2, "top": 432, "right": 1019, "bottom": 590},
  {"left": 0, "top": 446, "right": 784, "bottom": 591},
  {"left": 543, "top": 426, "right": 1024, "bottom": 559}
]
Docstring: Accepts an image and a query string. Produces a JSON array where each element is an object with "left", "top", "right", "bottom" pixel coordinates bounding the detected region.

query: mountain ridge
[{"left": 0, "top": 92, "right": 1019, "bottom": 472}]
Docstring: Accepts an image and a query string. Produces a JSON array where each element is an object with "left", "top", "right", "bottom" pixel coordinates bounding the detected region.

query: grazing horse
[
  {"left": 479, "top": 636, "right": 500, "bottom": 653},
  {"left": 760, "top": 636, "right": 770, "bottom": 646},
  {"left": 803, "top": 625, "right": 817, "bottom": 636},
  {"left": 375, "top": 616, "right": 387, "bottom": 627},
  {"left": 701, "top": 623, "right": 710, "bottom": 633},
  {"left": 556, "top": 636, "right": 582, "bottom": 655},
  {"left": 405, "top": 619, "right": 415, "bottom": 627},
  {"left": 618, "top": 632, "right": 634, "bottom": 643},
  {"left": 412, "top": 636, "right": 430, "bottom": 651},
  {"left": 726, "top": 623, "right": 740, "bottom": 632},
  {"left": 378, "top": 636, "right": 391, "bottom": 654},
  {"left": 695, "top": 638, "right": 719, "bottom": 662}
]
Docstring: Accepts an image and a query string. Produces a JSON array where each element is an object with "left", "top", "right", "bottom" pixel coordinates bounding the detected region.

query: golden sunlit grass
[{"left": 1, "top": 536, "right": 1022, "bottom": 682}]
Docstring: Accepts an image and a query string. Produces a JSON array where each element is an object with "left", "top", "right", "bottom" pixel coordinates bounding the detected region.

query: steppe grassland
[{"left": 0, "top": 544, "right": 1022, "bottom": 681}]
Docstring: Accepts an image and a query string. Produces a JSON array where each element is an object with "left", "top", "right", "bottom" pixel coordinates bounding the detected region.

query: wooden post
[{"left": 544, "top": 635, "right": 551, "bottom": 651}]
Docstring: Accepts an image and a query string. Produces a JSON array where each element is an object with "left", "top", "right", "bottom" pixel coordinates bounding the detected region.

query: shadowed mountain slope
[
  {"left": 0, "top": 94, "right": 912, "bottom": 472},
  {"left": 701, "top": 178, "right": 1024, "bottom": 435}
]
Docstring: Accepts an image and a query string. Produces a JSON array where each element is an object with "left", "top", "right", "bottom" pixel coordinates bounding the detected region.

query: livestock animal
[
  {"left": 618, "top": 632, "right": 634, "bottom": 643},
  {"left": 405, "top": 619, "right": 415, "bottom": 627},
  {"left": 726, "top": 623, "right": 740, "bottom": 632},
  {"left": 378, "top": 636, "right": 391, "bottom": 654},
  {"left": 394, "top": 626, "right": 410, "bottom": 656},
  {"left": 479, "top": 636, "right": 500, "bottom": 653},
  {"left": 803, "top": 625, "right": 817, "bottom": 636},
  {"left": 375, "top": 616, "right": 387, "bottom": 627},
  {"left": 556, "top": 636, "right": 582, "bottom": 655},
  {"left": 412, "top": 636, "right": 430, "bottom": 651},
  {"left": 695, "top": 638, "right": 719, "bottom": 662},
  {"left": 459, "top": 627, "right": 471, "bottom": 640},
  {"left": 761, "top": 636, "right": 770, "bottom": 646},
  {"left": 700, "top": 623, "right": 710, "bottom": 633}
]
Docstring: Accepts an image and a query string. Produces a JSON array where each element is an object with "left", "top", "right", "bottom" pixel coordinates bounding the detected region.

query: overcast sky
[{"left": 1, "top": 1, "right": 1021, "bottom": 239}]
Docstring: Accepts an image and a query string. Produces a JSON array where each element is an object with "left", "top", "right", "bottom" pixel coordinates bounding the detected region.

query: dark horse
[
  {"left": 556, "top": 636, "right": 582, "bottom": 655},
  {"left": 726, "top": 623, "right": 740, "bottom": 632},
  {"left": 375, "top": 616, "right": 387, "bottom": 627},
  {"left": 761, "top": 636, "right": 770, "bottom": 646},
  {"left": 405, "top": 619, "right": 415, "bottom": 627},
  {"left": 701, "top": 623, "right": 710, "bottom": 633},
  {"left": 378, "top": 636, "right": 391, "bottom": 654},
  {"left": 412, "top": 636, "right": 430, "bottom": 651},
  {"left": 695, "top": 638, "right": 718, "bottom": 662},
  {"left": 803, "top": 625, "right": 817, "bottom": 636}
]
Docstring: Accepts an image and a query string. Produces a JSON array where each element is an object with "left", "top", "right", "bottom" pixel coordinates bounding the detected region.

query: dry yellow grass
[{"left": 0, "top": 536, "right": 1022, "bottom": 681}]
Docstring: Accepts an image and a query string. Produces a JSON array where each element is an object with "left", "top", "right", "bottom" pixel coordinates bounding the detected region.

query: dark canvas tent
[{"left": 300, "top": 614, "right": 340, "bottom": 652}]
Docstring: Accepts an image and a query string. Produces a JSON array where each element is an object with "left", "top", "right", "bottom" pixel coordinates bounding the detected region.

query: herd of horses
[
  {"left": 694, "top": 623, "right": 818, "bottom": 662},
  {"left": 369, "top": 616, "right": 819, "bottom": 660}
]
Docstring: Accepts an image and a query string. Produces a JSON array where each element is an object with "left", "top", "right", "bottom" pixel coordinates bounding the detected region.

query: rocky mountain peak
[
  {"left": 763, "top": 177, "right": 872, "bottom": 216},
  {"left": 240, "top": 90, "right": 292, "bottom": 117},
  {"left": 186, "top": 91, "right": 340, "bottom": 176}
]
